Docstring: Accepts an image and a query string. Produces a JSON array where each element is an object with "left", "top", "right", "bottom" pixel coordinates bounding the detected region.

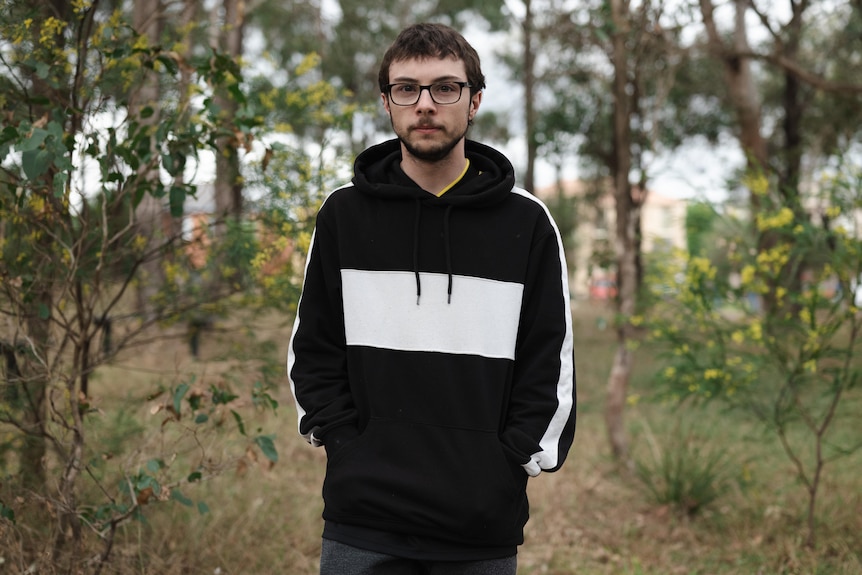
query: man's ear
[
  {"left": 468, "top": 90, "right": 482, "bottom": 122},
  {"left": 381, "top": 93, "right": 390, "bottom": 114}
]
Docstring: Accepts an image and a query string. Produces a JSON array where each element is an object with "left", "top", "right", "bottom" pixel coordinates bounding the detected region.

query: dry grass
[{"left": 3, "top": 303, "right": 861, "bottom": 574}]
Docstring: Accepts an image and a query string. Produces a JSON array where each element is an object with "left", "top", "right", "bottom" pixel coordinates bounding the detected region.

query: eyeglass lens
[{"left": 389, "top": 83, "right": 466, "bottom": 105}]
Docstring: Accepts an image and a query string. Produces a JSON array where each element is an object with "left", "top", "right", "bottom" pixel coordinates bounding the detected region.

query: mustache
[{"left": 410, "top": 122, "right": 443, "bottom": 130}]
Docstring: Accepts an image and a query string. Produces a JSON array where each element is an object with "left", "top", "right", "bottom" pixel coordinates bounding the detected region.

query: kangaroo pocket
[{"left": 322, "top": 417, "right": 528, "bottom": 545}]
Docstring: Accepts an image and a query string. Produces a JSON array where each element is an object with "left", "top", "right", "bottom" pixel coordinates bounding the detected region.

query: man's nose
[{"left": 415, "top": 86, "right": 437, "bottom": 109}]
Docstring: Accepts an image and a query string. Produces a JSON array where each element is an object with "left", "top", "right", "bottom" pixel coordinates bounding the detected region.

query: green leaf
[
  {"left": 0, "top": 502, "right": 15, "bottom": 523},
  {"left": 212, "top": 386, "right": 238, "bottom": 405},
  {"left": 35, "top": 62, "right": 51, "bottom": 79},
  {"left": 139, "top": 106, "right": 155, "bottom": 119},
  {"left": 22, "top": 148, "right": 53, "bottom": 180},
  {"left": 37, "top": 303, "right": 50, "bottom": 320},
  {"left": 47, "top": 120, "right": 64, "bottom": 140},
  {"left": 146, "top": 459, "right": 162, "bottom": 474},
  {"left": 173, "top": 383, "right": 189, "bottom": 416},
  {"left": 135, "top": 474, "right": 160, "bottom": 494},
  {"left": 231, "top": 409, "right": 246, "bottom": 436},
  {"left": 170, "top": 489, "right": 193, "bottom": 507},
  {"left": 187, "top": 471, "right": 202, "bottom": 483},
  {"left": 197, "top": 501, "right": 210, "bottom": 515},
  {"left": 169, "top": 185, "right": 186, "bottom": 218},
  {"left": 194, "top": 413, "right": 209, "bottom": 424},
  {"left": 156, "top": 54, "right": 179, "bottom": 75},
  {"left": 19, "top": 128, "right": 48, "bottom": 152},
  {"left": 53, "top": 171, "right": 68, "bottom": 198},
  {"left": 254, "top": 435, "right": 278, "bottom": 463}
]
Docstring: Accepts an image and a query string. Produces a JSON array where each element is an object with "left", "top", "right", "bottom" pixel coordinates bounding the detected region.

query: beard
[{"left": 391, "top": 116, "right": 470, "bottom": 163}]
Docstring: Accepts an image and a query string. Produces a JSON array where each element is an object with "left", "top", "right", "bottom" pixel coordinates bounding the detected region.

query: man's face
[{"left": 382, "top": 56, "right": 482, "bottom": 163}]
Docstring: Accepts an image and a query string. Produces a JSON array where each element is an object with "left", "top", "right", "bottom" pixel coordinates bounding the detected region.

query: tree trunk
[
  {"left": 522, "top": 0, "right": 537, "bottom": 192},
  {"left": 605, "top": 0, "right": 639, "bottom": 463},
  {"left": 214, "top": 0, "right": 245, "bottom": 223},
  {"left": 16, "top": 0, "right": 72, "bottom": 489},
  {"left": 700, "top": 0, "right": 768, "bottom": 180},
  {"left": 20, "top": 291, "right": 50, "bottom": 486},
  {"left": 132, "top": 0, "right": 166, "bottom": 319}
]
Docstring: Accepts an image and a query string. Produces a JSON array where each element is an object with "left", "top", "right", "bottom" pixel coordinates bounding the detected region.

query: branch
[
  {"left": 746, "top": 0, "right": 782, "bottom": 45},
  {"left": 737, "top": 50, "right": 862, "bottom": 95}
]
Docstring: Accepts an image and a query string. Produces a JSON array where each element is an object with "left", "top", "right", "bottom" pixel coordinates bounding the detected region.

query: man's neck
[{"left": 400, "top": 147, "right": 468, "bottom": 196}]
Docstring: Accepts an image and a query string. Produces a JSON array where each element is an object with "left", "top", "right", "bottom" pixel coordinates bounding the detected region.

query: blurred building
[{"left": 535, "top": 180, "right": 688, "bottom": 300}]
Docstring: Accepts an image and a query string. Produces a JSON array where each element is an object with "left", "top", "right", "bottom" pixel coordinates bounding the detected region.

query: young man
[{"left": 287, "top": 23, "right": 576, "bottom": 574}]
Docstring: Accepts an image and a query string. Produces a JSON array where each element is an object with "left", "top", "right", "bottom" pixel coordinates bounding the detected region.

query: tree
[
  {"left": 0, "top": 0, "right": 335, "bottom": 568},
  {"left": 648, "top": 159, "right": 862, "bottom": 548},
  {"left": 536, "top": 0, "right": 694, "bottom": 460}
]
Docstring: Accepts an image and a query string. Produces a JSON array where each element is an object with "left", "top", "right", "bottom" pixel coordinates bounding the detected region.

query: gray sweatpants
[{"left": 320, "top": 538, "right": 518, "bottom": 575}]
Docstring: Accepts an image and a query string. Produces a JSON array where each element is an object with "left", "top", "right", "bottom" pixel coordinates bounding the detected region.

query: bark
[
  {"left": 605, "top": 0, "right": 640, "bottom": 463},
  {"left": 522, "top": 0, "right": 537, "bottom": 192},
  {"left": 700, "top": 0, "right": 768, "bottom": 174},
  {"left": 214, "top": 0, "right": 246, "bottom": 222},
  {"left": 132, "top": 0, "right": 166, "bottom": 319},
  {"left": 16, "top": 0, "right": 73, "bottom": 489}
]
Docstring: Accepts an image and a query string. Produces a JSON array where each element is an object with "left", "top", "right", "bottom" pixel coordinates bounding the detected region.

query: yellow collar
[{"left": 436, "top": 159, "right": 470, "bottom": 197}]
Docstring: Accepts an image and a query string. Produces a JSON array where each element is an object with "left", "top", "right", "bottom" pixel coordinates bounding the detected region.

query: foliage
[
  {"left": 684, "top": 201, "right": 718, "bottom": 257},
  {"left": 645, "top": 160, "right": 862, "bottom": 547},
  {"left": 634, "top": 417, "right": 733, "bottom": 516},
  {"left": 0, "top": 1, "right": 351, "bottom": 571}
]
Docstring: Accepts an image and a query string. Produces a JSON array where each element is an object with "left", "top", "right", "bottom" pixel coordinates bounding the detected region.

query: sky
[{"left": 459, "top": 19, "right": 741, "bottom": 202}]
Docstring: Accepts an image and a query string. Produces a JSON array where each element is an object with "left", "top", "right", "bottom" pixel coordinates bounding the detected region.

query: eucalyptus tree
[
  {"left": 699, "top": 0, "right": 862, "bottom": 318},
  {"left": 0, "top": 0, "right": 288, "bottom": 568},
  {"left": 529, "top": 0, "right": 697, "bottom": 460}
]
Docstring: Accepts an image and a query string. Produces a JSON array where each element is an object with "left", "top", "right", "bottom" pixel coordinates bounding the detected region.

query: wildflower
[
  {"left": 756, "top": 207, "right": 795, "bottom": 232},
  {"left": 743, "top": 172, "right": 770, "bottom": 196},
  {"left": 749, "top": 321, "right": 763, "bottom": 342},
  {"left": 295, "top": 53, "right": 321, "bottom": 76}
]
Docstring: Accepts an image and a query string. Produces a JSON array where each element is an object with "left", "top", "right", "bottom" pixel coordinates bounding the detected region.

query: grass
[{"left": 2, "top": 302, "right": 861, "bottom": 574}]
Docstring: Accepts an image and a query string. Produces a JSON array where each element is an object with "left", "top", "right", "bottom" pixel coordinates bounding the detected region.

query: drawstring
[
  {"left": 412, "top": 199, "right": 455, "bottom": 305},
  {"left": 413, "top": 199, "right": 422, "bottom": 305},
  {"left": 443, "top": 205, "right": 453, "bottom": 304}
]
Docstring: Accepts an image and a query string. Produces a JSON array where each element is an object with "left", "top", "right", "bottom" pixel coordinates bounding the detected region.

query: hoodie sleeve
[
  {"left": 501, "top": 211, "right": 576, "bottom": 476},
  {"left": 287, "top": 201, "right": 359, "bottom": 450}
]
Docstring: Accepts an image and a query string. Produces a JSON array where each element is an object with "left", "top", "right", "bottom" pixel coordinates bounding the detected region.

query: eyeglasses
[{"left": 385, "top": 81, "right": 472, "bottom": 106}]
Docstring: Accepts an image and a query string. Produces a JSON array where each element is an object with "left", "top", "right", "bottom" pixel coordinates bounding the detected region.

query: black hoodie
[{"left": 287, "top": 138, "right": 576, "bottom": 557}]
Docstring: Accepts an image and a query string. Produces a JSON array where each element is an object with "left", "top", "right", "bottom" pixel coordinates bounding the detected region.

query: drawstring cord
[
  {"left": 412, "top": 199, "right": 454, "bottom": 305},
  {"left": 443, "top": 205, "right": 453, "bottom": 304},
  {"left": 413, "top": 199, "right": 422, "bottom": 305}
]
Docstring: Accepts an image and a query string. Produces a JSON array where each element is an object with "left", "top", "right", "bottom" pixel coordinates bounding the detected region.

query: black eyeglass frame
[{"left": 385, "top": 81, "right": 473, "bottom": 106}]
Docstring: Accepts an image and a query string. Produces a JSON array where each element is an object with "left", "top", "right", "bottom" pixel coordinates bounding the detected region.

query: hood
[
  {"left": 352, "top": 138, "right": 516, "bottom": 207},
  {"left": 351, "top": 138, "right": 517, "bottom": 305}
]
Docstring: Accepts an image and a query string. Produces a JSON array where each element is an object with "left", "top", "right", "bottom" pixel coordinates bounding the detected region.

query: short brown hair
[{"left": 378, "top": 23, "right": 486, "bottom": 96}]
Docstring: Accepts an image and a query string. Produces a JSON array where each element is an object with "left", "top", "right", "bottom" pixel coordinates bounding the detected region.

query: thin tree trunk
[
  {"left": 522, "top": 0, "right": 537, "bottom": 192},
  {"left": 132, "top": 0, "right": 166, "bottom": 319},
  {"left": 700, "top": 0, "right": 768, "bottom": 178},
  {"left": 214, "top": 0, "right": 245, "bottom": 223},
  {"left": 605, "top": 0, "right": 638, "bottom": 463}
]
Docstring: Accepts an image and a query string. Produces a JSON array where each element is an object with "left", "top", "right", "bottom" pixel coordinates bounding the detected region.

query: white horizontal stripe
[{"left": 342, "top": 269, "right": 523, "bottom": 360}]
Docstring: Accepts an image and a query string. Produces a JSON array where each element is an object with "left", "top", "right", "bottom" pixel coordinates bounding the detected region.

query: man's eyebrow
[{"left": 389, "top": 74, "right": 465, "bottom": 83}]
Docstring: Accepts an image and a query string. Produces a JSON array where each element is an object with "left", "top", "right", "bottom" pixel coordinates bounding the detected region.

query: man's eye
[
  {"left": 397, "top": 84, "right": 418, "bottom": 93},
  {"left": 435, "top": 83, "right": 456, "bottom": 93}
]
